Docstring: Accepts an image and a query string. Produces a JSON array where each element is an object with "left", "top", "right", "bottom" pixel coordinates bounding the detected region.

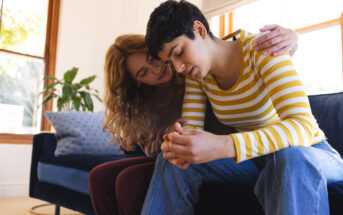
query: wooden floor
[{"left": 0, "top": 196, "right": 84, "bottom": 215}]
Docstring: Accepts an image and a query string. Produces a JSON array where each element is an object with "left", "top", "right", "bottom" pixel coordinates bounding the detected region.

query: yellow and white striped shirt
[{"left": 182, "top": 30, "right": 325, "bottom": 163}]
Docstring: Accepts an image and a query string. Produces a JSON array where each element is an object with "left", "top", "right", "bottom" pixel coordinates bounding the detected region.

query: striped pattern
[{"left": 182, "top": 30, "right": 325, "bottom": 163}]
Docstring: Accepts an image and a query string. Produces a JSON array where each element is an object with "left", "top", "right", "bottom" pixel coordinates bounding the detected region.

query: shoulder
[{"left": 238, "top": 29, "right": 272, "bottom": 49}]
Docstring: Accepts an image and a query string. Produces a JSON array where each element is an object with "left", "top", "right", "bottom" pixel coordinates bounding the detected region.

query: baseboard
[{"left": 0, "top": 183, "right": 29, "bottom": 197}]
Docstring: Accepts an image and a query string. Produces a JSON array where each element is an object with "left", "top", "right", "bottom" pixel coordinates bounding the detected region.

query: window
[
  {"left": 0, "top": 0, "right": 60, "bottom": 144},
  {"left": 210, "top": 0, "right": 343, "bottom": 95}
]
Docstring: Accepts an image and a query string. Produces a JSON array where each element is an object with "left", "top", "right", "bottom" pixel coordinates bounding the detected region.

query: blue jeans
[{"left": 141, "top": 140, "right": 343, "bottom": 215}]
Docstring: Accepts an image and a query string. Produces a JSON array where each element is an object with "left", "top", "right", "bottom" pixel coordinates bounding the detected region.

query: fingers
[
  {"left": 272, "top": 45, "right": 291, "bottom": 56},
  {"left": 168, "top": 132, "right": 195, "bottom": 145},
  {"left": 161, "top": 140, "right": 172, "bottom": 152},
  {"left": 176, "top": 118, "right": 187, "bottom": 125},
  {"left": 255, "top": 35, "right": 284, "bottom": 52},
  {"left": 255, "top": 25, "right": 282, "bottom": 48},
  {"left": 263, "top": 41, "right": 289, "bottom": 56},
  {"left": 259, "top": 24, "right": 277, "bottom": 32},
  {"left": 179, "top": 160, "right": 191, "bottom": 169},
  {"left": 175, "top": 122, "right": 184, "bottom": 134},
  {"left": 168, "top": 158, "right": 190, "bottom": 169},
  {"left": 163, "top": 150, "right": 177, "bottom": 159},
  {"left": 167, "top": 156, "right": 191, "bottom": 169},
  {"left": 161, "top": 139, "right": 189, "bottom": 154}
]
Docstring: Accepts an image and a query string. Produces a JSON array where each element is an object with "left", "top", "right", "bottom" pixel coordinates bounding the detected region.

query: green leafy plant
[{"left": 41, "top": 67, "right": 102, "bottom": 112}]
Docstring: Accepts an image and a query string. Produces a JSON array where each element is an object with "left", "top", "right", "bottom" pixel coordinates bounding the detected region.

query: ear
[{"left": 193, "top": 20, "right": 208, "bottom": 39}]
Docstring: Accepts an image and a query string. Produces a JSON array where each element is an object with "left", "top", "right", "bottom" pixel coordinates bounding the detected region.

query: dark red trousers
[{"left": 88, "top": 156, "right": 155, "bottom": 215}]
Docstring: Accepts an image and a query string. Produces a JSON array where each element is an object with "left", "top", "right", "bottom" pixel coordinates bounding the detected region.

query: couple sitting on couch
[{"left": 88, "top": 1, "right": 343, "bottom": 215}]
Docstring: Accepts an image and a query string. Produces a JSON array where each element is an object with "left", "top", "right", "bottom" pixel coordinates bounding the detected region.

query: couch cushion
[
  {"left": 38, "top": 162, "right": 90, "bottom": 195},
  {"left": 45, "top": 111, "right": 124, "bottom": 157},
  {"left": 37, "top": 154, "right": 131, "bottom": 195},
  {"left": 309, "top": 92, "right": 343, "bottom": 156},
  {"left": 329, "top": 180, "right": 343, "bottom": 194}
]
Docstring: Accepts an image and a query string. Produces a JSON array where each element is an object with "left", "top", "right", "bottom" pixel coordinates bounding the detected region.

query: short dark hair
[{"left": 145, "top": 0, "right": 212, "bottom": 59}]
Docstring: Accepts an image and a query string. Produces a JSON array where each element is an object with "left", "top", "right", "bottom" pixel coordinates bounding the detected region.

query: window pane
[
  {"left": 209, "top": 15, "right": 220, "bottom": 37},
  {"left": 0, "top": 52, "right": 44, "bottom": 134},
  {"left": 233, "top": 0, "right": 282, "bottom": 33},
  {"left": 292, "top": 24, "right": 343, "bottom": 94},
  {"left": 0, "top": 0, "right": 49, "bottom": 57},
  {"left": 282, "top": 0, "right": 343, "bottom": 30}
]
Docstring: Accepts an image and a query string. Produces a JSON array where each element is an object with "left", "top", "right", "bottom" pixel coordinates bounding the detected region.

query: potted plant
[{"left": 41, "top": 67, "right": 102, "bottom": 111}]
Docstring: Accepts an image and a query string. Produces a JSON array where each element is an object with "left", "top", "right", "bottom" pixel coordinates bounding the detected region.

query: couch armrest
[{"left": 29, "top": 133, "right": 57, "bottom": 197}]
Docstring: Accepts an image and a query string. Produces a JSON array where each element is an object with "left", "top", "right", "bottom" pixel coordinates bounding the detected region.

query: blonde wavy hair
[{"left": 103, "top": 34, "right": 182, "bottom": 153}]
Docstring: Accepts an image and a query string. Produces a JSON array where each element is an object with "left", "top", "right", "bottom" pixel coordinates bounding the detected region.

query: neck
[{"left": 208, "top": 37, "right": 240, "bottom": 80}]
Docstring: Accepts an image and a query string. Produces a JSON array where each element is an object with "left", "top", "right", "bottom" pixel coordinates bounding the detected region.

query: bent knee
[
  {"left": 88, "top": 165, "right": 104, "bottom": 185},
  {"left": 273, "top": 147, "right": 320, "bottom": 170}
]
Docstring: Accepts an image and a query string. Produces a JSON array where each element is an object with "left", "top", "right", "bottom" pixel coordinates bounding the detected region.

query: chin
[
  {"left": 159, "top": 73, "right": 173, "bottom": 84},
  {"left": 195, "top": 72, "right": 205, "bottom": 79}
]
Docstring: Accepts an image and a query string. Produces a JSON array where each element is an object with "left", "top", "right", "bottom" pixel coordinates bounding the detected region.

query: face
[
  {"left": 126, "top": 52, "right": 174, "bottom": 85},
  {"left": 157, "top": 31, "right": 211, "bottom": 79}
]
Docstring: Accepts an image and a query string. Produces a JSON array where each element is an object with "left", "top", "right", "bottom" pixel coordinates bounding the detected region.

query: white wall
[
  {"left": 0, "top": 144, "right": 33, "bottom": 197},
  {"left": 0, "top": 0, "right": 203, "bottom": 198}
]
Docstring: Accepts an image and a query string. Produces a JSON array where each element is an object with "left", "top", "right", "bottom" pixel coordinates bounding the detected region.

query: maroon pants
[{"left": 88, "top": 156, "right": 155, "bottom": 215}]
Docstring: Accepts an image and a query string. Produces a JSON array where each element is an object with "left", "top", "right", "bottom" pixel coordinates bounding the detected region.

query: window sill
[{"left": 0, "top": 133, "right": 34, "bottom": 144}]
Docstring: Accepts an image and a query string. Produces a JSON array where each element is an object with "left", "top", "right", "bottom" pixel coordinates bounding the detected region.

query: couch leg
[{"left": 55, "top": 205, "right": 60, "bottom": 215}]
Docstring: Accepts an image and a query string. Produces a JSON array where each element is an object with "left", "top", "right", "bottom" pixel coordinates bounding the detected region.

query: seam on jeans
[
  {"left": 314, "top": 159, "right": 327, "bottom": 215},
  {"left": 314, "top": 176, "right": 322, "bottom": 215},
  {"left": 146, "top": 158, "right": 167, "bottom": 214}
]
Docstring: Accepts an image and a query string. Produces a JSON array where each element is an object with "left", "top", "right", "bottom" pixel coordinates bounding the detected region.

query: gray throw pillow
[{"left": 45, "top": 111, "right": 124, "bottom": 157}]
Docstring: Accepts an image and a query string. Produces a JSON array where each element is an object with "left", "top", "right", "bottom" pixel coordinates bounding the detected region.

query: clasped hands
[{"left": 161, "top": 121, "right": 236, "bottom": 169}]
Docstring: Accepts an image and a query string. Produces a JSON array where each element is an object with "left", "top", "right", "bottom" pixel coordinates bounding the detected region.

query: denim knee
[{"left": 270, "top": 147, "right": 324, "bottom": 181}]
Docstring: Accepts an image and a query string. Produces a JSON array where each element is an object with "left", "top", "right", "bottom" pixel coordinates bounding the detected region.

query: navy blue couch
[{"left": 29, "top": 92, "right": 343, "bottom": 215}]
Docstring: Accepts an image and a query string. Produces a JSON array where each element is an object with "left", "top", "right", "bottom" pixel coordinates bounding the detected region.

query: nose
[
  {"left": 173, "top": 60, "right": 185, "bottom": 73},
  {"left": 147, "top": 65, "right": 161, "bottom": 75}
]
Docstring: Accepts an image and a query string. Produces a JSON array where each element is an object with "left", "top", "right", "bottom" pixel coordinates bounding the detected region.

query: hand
[
  {"left": 165, "top": 118, "right": 187, "bottom": 134},
  {"left": 161, "top": 123, "right": 236, "bottom": 169},
  {"left": 254, "top": 24, "right": 298, "bottom": 56},
  {"left": 162, "top": 122, "right": 192, "bottom": 169}
]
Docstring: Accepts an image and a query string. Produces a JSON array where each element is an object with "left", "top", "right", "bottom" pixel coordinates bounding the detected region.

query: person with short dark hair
[
  {"left": 141, "top": 1, "right": 343, "bottom": 215},
  {"left": 89, "top": 26, "right": 298, "bottom": 215}
]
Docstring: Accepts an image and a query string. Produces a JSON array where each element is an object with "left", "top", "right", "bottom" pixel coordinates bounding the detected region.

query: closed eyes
[
  {"left": 139, "top": 69, "right": 148, "bottom": 77},
  {"left": 177, "top": 49, "right": 183, "bottom": 57}
]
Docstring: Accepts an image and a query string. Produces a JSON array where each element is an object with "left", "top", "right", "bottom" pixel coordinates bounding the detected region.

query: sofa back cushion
[
  {"left": 45, "top": 111, "right": 124, "bottom": 157},
  {"left": 309, "top": 92, "right": 343, "bottom": 156}
]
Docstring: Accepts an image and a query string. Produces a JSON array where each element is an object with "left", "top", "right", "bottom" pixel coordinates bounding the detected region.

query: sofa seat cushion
[
  {"left": 38, "top": 162, "right": 90, "bottom": 195},
  {"left": 37, "top": 154, "right": 134, "bottom": 195},
  {"left": 329, "top": 180, "right": 343, "bottom": 193}
]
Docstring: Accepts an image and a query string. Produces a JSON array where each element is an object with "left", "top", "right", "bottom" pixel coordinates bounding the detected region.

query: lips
[{"left": 186, "top": 67, "right": 195, "bottom": 77}]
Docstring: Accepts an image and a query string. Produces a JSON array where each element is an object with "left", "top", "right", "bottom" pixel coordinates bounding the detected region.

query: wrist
[{"left": 219, "top": 135, "right": 236, "bottom": 158}]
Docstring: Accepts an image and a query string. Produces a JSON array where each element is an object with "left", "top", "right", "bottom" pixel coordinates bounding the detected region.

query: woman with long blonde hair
[
  {"left": 103, "top": 34, "right": 184, "bottom": 158},
  {"left": 88, "top": 26, "right": 299, "bottom": 215}
]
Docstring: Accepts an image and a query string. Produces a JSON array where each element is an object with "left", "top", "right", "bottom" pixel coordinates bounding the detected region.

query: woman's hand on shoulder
[{"left": 254, "top": 24, "right": 298, "bottom": 56}]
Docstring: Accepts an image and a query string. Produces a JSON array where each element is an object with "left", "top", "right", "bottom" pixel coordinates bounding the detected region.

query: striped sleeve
[
  {"left": 231, "top": 43, "right": 316, "bottom": 163},
  {"left": 181, "top": 76, "right": 207, "bottom": 130}
]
